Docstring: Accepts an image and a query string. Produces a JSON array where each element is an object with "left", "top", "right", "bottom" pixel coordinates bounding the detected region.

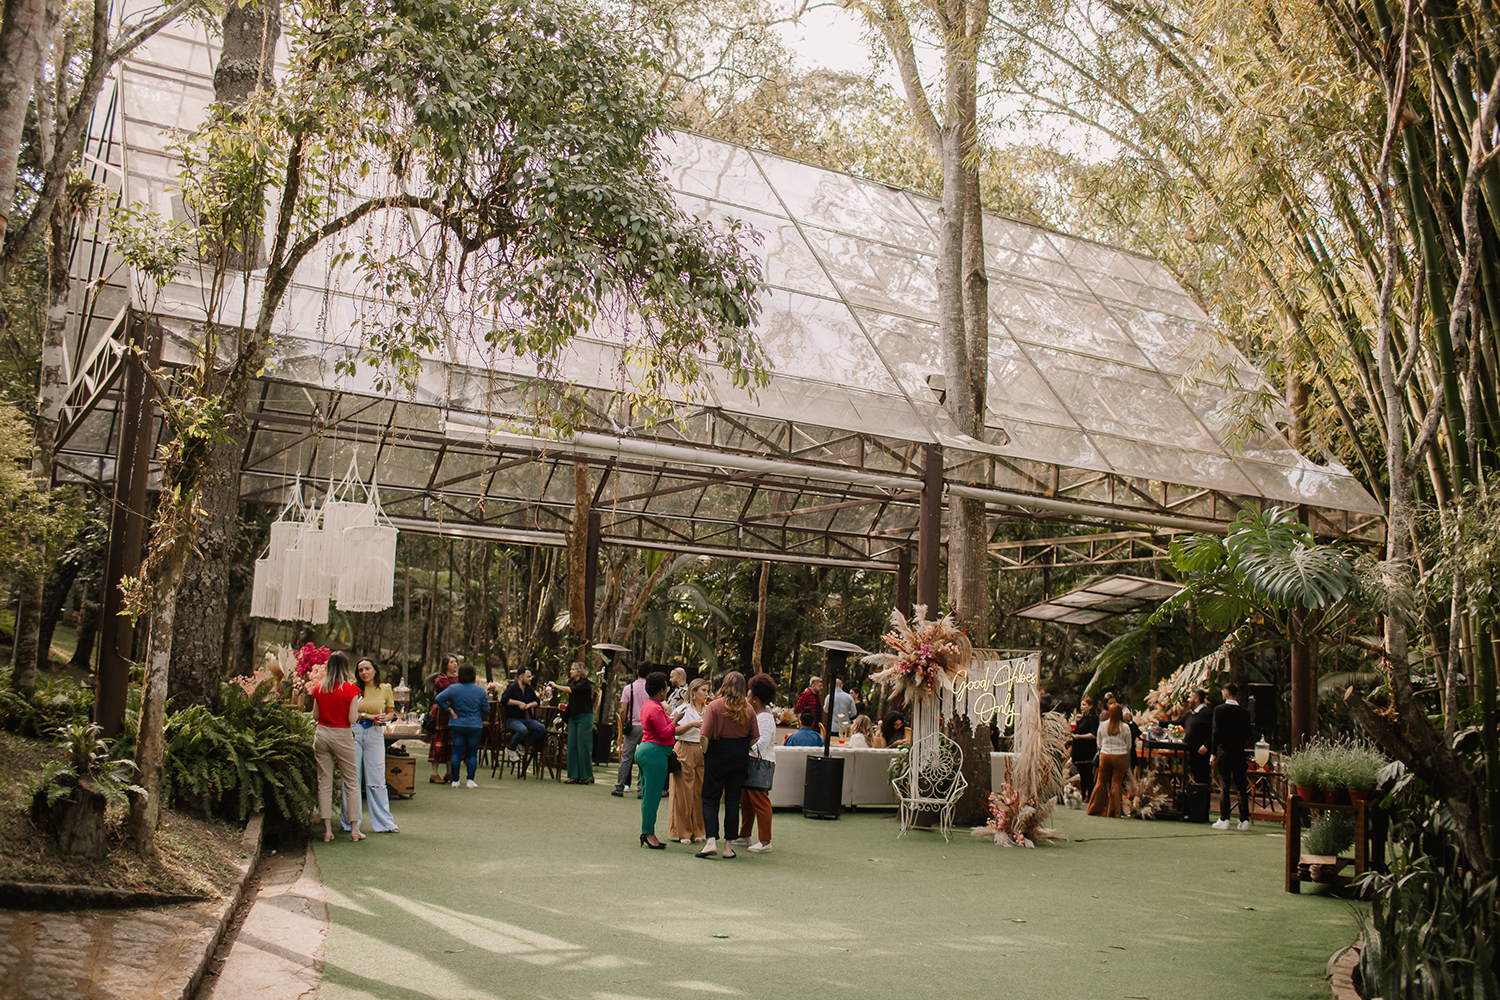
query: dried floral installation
[
  {"left": 1124, "top": 771, "right": 1172, "bottom": 820},
  {"left": 861, "top": 605, "right": 972, "bottom": 706},
  {"left": 972, "top": 697, "right": 1072, "bottom": 847}
]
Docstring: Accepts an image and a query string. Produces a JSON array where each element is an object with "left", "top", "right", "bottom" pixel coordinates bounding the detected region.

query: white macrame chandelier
[{"left": 250, "top": 457, "right": 398, "bottom": 622}]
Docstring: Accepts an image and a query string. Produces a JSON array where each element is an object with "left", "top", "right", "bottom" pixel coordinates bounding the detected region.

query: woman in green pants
[
  {"left": 550, "top": 662, "right": 595, "bottom": 783},
  {"left": 636, "top": 671, "right": 674, "bottom": 849}
]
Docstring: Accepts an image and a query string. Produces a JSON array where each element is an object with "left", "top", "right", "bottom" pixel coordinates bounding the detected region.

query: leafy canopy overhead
[{"left": 139, "top": 0, "right": 771, "bottom": 413}]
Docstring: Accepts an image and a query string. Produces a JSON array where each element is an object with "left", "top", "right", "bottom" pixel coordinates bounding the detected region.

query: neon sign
[{"left": 949, "top": 658, "right": 1040, "bottom": 731}]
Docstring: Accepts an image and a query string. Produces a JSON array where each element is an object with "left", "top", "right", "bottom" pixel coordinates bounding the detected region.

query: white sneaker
[
  {"left": 730, "top": 837, "right": 751, "bottom": 847},
  {"left": 466, "top": 779, "right": 478, "bottom": 788},
  {"left": 1211, "top": 819, "right": 1231, "bottom": 830},
  {"left": 505, "top": 749, "right": 521, "bottom": 762},
  {"left": 451, "top": 781, "right": 460, "bottom": 788},
  {"left": 748, "top": 841, "right": 772, "bottom": 853},
  {"left": 1237, "top": 820, "right": 1252, "bottom": 831}
]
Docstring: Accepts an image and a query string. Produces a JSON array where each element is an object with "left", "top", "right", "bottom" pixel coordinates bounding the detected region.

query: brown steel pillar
[
  {"left": 96, "top": 316, "right": 156, "bottom": 738},
  {"left": 582, "top": 512, "right": 600, "bottom": 649},
  {"left": 917, "top": 444, "right": 941, "bottom": 611},
  {"left": 896, "top": 546, "right": 912, "bottom": 617},
  {"left": 1289, "top": 505, "right": 1315, "bottom": 748}
]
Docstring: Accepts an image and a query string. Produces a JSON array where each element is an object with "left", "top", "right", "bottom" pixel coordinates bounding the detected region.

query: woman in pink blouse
[{"left": 636, "top": 671, "right": 675, "bottom": 849}]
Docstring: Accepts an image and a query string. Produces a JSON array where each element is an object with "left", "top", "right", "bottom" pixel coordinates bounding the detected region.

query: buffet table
[{"left": 768, "top": 746, "right": 1016, "bottom": 809}]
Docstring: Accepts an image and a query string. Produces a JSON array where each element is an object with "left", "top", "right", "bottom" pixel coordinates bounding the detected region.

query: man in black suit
[
  {"left": 1179, "top": 688, "right": 1214, "bottom": 785},
  {"left": 1210, "top": 682, "right": 1253, "bottom": 830}
]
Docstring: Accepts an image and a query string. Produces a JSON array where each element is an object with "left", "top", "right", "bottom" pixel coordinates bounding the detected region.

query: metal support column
[
  {"left": 896, "top": 545, "right": 911, "bottom": 616},
  {"left": 917, "top": 444, "right": 942, "bottom": 610},
  {"left": 96, "top": 315, "right": 156, "bottom": 738}
]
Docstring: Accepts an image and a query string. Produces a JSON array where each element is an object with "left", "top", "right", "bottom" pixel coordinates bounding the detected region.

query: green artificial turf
[{"left": 314, "top": 774, "right": 1360, "bottom": 1000}]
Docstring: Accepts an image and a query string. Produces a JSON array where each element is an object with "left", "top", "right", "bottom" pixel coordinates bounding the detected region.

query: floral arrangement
[
  {"left": 1145, "top": 675, "right": 1186, "bottom": 719},
  {"left": 232, "top": 668, "right": 277, "bottom": 699},
  {"left": 291, "top": 642, "right": 331, "bottom": 695},
  {"left": 861, "top": 605, "right": 971, "bottom": 705},
  {"left": 971, "top": 783, "right": 1060, "bottom": 848}
]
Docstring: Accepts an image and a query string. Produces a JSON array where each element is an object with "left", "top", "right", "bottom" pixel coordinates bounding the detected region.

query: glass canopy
[{"left": 54, "top": 9, "right": 1382, "bottom": 572}]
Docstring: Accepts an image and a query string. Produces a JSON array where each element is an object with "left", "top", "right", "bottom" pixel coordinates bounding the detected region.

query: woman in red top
[
  {"left": 636, "top": 671, "right": 675, "bottom": 849},
  {"left": 312, "top": 651, "right": 364, "bottom": 843}
]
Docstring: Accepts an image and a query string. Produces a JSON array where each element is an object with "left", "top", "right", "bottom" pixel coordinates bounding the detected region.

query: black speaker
[
  {"left": 1247, "top": 683, "right": 1277, "bottom": 735},
  {"left": 803, "top": 754, "right": 845, "bottom": 820},
  {"left": 1185, "top": 782, "right": 1212, "bottom": 823}
]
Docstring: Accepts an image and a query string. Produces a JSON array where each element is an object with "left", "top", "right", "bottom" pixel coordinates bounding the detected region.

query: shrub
[
  {"left": 1301, "top": 810, "right": 1355, "bottom": 856},
  {"left": 1282, "top": 743, "right": 1324, "bottom": 787},
  {"left": 162, "top": 679, "right": 317, "bottom": 824},
  {"left": 1358, "top": 852, "right": 1498, "bottom": 1000},
  {"left": 0, "top": 668, "right": 95, "bottom": 737}
]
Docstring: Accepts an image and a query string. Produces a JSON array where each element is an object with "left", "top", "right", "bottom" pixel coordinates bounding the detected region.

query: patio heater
[
  {"left": 592, "top": 643, "right": 631, "bottom": 765},
  {"left": 803, "top": 639, "right": 869, "bottom": 820}
]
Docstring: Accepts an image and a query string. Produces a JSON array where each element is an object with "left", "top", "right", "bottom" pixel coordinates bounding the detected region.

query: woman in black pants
[
  {"left": 696, "top": 671, "right": 759, "bottom": 860},
  {"left": 1071, "top": 697, "right": 1099, "bottom": 801}
]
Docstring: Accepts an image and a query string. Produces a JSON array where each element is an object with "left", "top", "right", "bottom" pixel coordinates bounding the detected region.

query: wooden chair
[
  {"left": 892, "top": 732, "right": 968, "bottom": 841},
  {"left": 481, "top": 702, "right": 505, "bottom": 774}
]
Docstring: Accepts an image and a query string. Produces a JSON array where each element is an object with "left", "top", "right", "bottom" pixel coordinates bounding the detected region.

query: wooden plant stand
[{"left": 1283, "top": 795, "right": 1386, "bottom": 894}]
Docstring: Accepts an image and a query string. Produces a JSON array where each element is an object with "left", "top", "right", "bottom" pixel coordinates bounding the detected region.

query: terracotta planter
[
  {"left": 1294, "top": 784, "right": 1317, "bottom": 801},
  {"left": 1320, "top": 787, "right": 1348, "bottom": 805},
  {"left": 1347, "top": 788, "right": 1372, "bottom": 805}
]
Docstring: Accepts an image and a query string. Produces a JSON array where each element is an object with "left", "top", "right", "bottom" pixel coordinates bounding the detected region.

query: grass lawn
[{"left": 314, "top": 770, "right": 1360, "bottom": 1000}]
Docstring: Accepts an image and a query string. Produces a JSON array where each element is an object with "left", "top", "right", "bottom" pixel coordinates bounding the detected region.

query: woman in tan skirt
[{"left": 668, "top": 678, "right": 709, "bottom": 844}]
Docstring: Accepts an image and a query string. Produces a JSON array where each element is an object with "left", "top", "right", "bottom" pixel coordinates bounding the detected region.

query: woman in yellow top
[{"left": 342, "top": 657, "right": 400, "bottom": 834}]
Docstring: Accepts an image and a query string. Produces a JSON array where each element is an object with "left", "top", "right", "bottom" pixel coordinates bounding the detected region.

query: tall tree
[{"left": 113, "top": 0, "right": 768, "bottom": 853}]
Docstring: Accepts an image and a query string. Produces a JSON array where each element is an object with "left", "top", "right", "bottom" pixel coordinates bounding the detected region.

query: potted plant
[
  {"left": 1301, "top": 810, "right": 1355, "bottom": 857},
  {"left": 1316, "top": 744, "right": 1352, "bottom": 805},
  {"left": 1342, "top": 744, "right": 1387, "bottom": 803},
  {"left": 31, "top": 723, "right": 144, "bottom": 859},
  {"left": 1282, "top": 744, "right": 1322, "bottom": 802}
]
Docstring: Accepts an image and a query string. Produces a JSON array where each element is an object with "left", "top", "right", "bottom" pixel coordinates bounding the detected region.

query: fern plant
[{"left": 35, "top": 722, "right": 145, "bottom": 809}]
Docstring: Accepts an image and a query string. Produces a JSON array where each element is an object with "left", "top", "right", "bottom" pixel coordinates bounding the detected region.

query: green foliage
[
  {"left": 34, "top": 722, "right": 145, "bottom": 811},
  {"left": 0, "top": 667, "right": 95, "bottom": 736},
  {"left": 161, "top": 679, "right": 317, "bottom": 823},
  {"left": 1301, "top": 811, "right": 1355, "bottom": 856},
  {"left": 1081, "top": 620, "right": 1150, "bottom": 698},
  {"left": 1358, "top": 852, "right": 1499, "bottom": 1000},
  {"left": 0, "top": 401, "right": 72, "bottom": 580},
  {"left": 1283, "top": 737, "right": 1388, "bottom": 792}
]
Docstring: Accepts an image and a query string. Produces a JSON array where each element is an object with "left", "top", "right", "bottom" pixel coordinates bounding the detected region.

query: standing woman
[
  {"left": 1087, "top": 702, "right": 1131, "bottom": 818},
  {"left": 427, "top": 654, "right": 459, "bottom": 784},
  {"left": 434, "top": 663, "right": 489, "bottom": 787},
  {"left": 549, "top": 662, "right": 595, "bottom": 784},
  {"left": 697, "top": 671, "right": 759, "bottom": 860},
  {"left": 636, "top": 671, "right": 675, "bottom": 849},
  {"left": 312, "top": 651, "right": 364, "bottom": 843},
  {"left": 1071, "top": 697, "right": 1100, "bottom": 804},
  {"left": 343, "top": 657, "right": 399, "bottom": 834},
  {"left": 668, "top": 677, "right": 709, "bottom": 844},
  {"left": 734, "top": 672, "right": 777, "bottom": 853}
]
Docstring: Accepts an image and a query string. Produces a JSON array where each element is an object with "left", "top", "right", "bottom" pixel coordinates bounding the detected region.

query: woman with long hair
[
  {"left": 342, "top": 657, "right": 398, "bottom": 834},
  {"left": 845, "top": 713, "right": 875, "bottom": 749},
  {"left": 637, "top": 671, "right": 675, "bottom": 849},
  {"left": 427, "top": 654, "right": 459, "bottom": 784},
  {"left": 696, "top": 671, "right": 759, "bottom": 860},
  {"left": 311, "top": 651, "right": 364, "bottom": 843},
  {"left": 1071, "top": 696, "right": 1100, "bottom": 803},
  {"left": 668, "top": 677, "right": 709, "bottom": 844},
  {"left": 549, "top": 661, "right": 595, "bottom": 784},
  {"left": 1087, "top": 702, "right": 1131, "bottom": 817},
  {"left": 732, "top": 672, "right": 777, "bottom": 854}
]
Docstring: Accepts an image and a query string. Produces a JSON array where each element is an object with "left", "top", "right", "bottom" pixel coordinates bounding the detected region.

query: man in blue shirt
[{"left": 784, "top": 709, "right": 824, "bottom": 747}]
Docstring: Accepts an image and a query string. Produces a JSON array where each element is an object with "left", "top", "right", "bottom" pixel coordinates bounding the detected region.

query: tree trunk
[
  {"left": 0, "top": 0, "right": 47, "bottom": 251},
  {"left": 751, "top": 561, "right": 770, "bottom": 673},
  {"left": 127, "top": 571, "right": 183, "bottom": 854},
  {"left": 32, "top": 780, "right": 108, "bottom": 859},
  {"left": 36, "top": 553, "right": 81, "bottom": 672},
  {"left": 69, "top": 589, "right": 98, "bottom": 669},
  {"left": 167, "top": 408, "right": 245, "bottom": 708}
]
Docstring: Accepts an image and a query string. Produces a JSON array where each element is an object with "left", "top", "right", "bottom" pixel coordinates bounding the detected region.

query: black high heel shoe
[{"left": 640, "top": 834, "right": 665, "bottom": 849}]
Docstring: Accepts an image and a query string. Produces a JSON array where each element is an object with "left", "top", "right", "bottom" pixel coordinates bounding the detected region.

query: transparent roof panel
[{"left": 75, "top": 10, "right": 1380, "bottom": 524}]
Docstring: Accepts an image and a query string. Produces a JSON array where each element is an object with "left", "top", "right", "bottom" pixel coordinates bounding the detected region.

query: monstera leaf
[{"left": 1224, "top": 506, "right": 1353, "bottom": 609}]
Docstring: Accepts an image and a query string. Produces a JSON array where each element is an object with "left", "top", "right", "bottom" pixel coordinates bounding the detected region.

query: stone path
[
  {"left": 195, "top": 846, "right": 326, "bottom": 1000},
  {"left": 0, "top": 892, "right": 238, "bottom": 999}
]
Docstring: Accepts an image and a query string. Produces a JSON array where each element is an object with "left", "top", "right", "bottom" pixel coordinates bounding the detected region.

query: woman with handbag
[
  {"left": 733, "top": 672, "right": 777, "bottom": 854},
  {"left": 427, "top": 654, "right": 459, "bottom": 784},
  {"left": 636, "top": 671, "right": 675, "bottom": 849},
  {"left": 696, "top": 671, "right": 759, "bottom": 860},
  {"left": 668, "top": 678, "right": 709, "bottom": 844}
]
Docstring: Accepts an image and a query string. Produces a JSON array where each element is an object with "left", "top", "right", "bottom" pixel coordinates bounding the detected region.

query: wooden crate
[{"left": 386, "top": 757, "right": 416, "bottom": 799}]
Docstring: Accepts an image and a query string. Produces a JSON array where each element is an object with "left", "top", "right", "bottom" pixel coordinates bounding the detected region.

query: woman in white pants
[{"left": 343, "top": 657, "right": 399, "bottom": 834}]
